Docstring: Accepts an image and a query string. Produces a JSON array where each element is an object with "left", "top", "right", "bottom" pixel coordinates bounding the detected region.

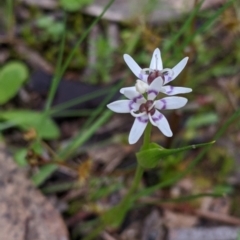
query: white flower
[
  {"left": 120, "top": 48, "right": 192, "bottom": 95},
  {"left": 107, "top": 77, "right": 188, "bottom": 144}
]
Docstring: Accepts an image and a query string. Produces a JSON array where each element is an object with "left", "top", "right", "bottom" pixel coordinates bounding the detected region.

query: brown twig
[{"left": 195, "top": 209, "right": 240, "bottom": 226}]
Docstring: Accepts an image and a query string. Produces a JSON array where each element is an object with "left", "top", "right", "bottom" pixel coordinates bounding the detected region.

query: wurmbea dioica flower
[
  {"left": 120, "top": 48, "right": 192, "bottom": 96},
  {"left": 107, "top": 77, "right": 188, "bottom": 144}
]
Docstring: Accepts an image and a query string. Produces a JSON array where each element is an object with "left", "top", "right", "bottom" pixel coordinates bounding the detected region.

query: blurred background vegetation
[{"left": 1, "top": 0, "right": 240, "bottom": 239}]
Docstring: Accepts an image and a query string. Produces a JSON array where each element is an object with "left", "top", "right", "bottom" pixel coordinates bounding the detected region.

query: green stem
[
  {"left": 143, "top": 123, "right": 152, "bottom": 148},
  {"left": 6, "top": 0, "right": 14, "bottom": 40},
  {"left": 124, "top": 163, "right": 144, "bottom": 200},
  {"left": 82, "top": 224, "right": 104, "bottom": 240},
  {"left": 83, "top": 124, "right": 152, "bottom": 240},
  {"left": 124, "top": 123, "right": 152, "bottom": 199}
]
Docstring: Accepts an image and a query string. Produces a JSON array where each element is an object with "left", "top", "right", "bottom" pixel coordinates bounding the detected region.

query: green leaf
[
  {"left": 47, "top": 22, "right": 65, "bottom": 37},
  {"left": 59, "top": 0, "right": 94, "bottom": 11},
  {"left": 0, "top": 110, "right": 60, "bottom": 139},
  {"left": 186, "top": 112, "right": 218, "bottom": 128},
  {"left": 213, "top": 184, "right": 233, "bottom": 195},
  {"left": 0, "top": 61, "right": 28, "bottom": 104},
  {"left": 36, "top": 16, "right": 54, "bottom": 28},
  {"left": 32, "top": 164, "right": 57, "bottom": 186},
  {"left": 101, "top": 200, "right": 133, "bottom": 228},
  {"left": 137, "top": 141, "right": 215, "bottom": 169},
  {"left": 14, "top": 148, "right": 28, "bottom": 167},
  {"left": 141, "top": 142, "right": 165, "bottom": 152},
  {"left": 30, "top": 140, "right": 58, "bottom": 186}
]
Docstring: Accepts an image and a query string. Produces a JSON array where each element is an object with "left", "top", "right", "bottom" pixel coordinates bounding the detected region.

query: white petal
[
  {"left": 124, "top": 89, "right": 142, "bottom": 100},
  {"left": 149, "top": 48, "right": 163, "bottom": 70},
  {"left": 129, "top": 115, "right": 148, "bottom": 144},
  {"left": 129, "top": 100, "right": 144, "bottom": 111},
  {"left": 155, "top": 97, "right": 188, "bottom": 110},
  {"left": 107, "top": 100, "right": 131, "bottom": 113},
  {"left": 170, "top": 57, "right": 189, "bottom": 82},
  {"left": 162, "top": 69, "right": 174, "bottom": 84},
  {"left": 149, "top": 76, "right": 163, "bottom": 91},
  {"left": 120, "top": 86, "right": 136, "bottom": 94},
  {"left": 150, "top": 110, "right": 172, "bottom": 137},
  {"left": 123, "top": 54, "right": 142, "bottom": 79},
  {"left": 162, "top": 86, "right": 192, "bottom": 95},
  {"left": 122, "top": 89, "right": 146, "bottom": 110},
  {"left": 140, "top": 73, "right": 148, "bottom": 82},
  {"left": 147, "top": 77, "right": 163, "bottom": 100}
]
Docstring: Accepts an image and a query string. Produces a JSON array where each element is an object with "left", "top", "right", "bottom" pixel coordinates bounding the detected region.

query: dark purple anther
[
  {"left": 148, "top": 69, "right": 169, "bottom": 85},
  {"left": 139, "top": 100, "right": 155, "bottom": 115},
  {"left": 139, "top": 104, "right": 147, "bottom": 113},
  {"left": 147, "top": 70, "right": 163, "bottom": 85}
]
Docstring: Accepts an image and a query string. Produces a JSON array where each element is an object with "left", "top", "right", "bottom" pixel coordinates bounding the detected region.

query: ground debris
[
  {"left": 0, "top": 144, "right": 69, "bottom": 240},
  {"left": 18, "top": 0, "right": 57, "bottom": 9},
  {"left": 168, "top": 226, "right": 240, "bottom": 240},
  {"left": 83, "top": 0, "right": 225, "bottom": 23},
  {"left": 141, "top": 210, "right": 165, "bottom": 240},
  {"left": 89, "top": 143, "right": 132, "bottom": 173},
  {"left": 164, "top": 210, "right": 198, "bottom": 229}
]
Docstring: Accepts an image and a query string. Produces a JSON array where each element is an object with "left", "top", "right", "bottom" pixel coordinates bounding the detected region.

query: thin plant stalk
[
  {"left": 6, "top": 0, "right": 14, "bottom": 40},
  {"left": 32, "top": 0, "right": 115, "bottom": 185},
  {"left": 58, "top": 80, "right": 123, "bottom": 159},
  {"left": 44, "top": 0, "right": 115, "bottom": 114},
  {"left": 175, "top": 0, "right": 235, "bottom": 57},
  {"left": 163, "top": 0, "right": 204, "bottom": 52},
  {"left": 83, "top": 124, "right": 152, "bottom": 240},
  {"left": 44, "top": 14, "right": 67, "bottom": 113},
  {"left": 49, "top": 88, "right": 112, "bottom": 115}
]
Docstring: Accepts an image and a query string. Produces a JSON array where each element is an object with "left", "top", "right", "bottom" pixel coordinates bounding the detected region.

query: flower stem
[
  {"left": 143, "top": 122, "right": 152, "bottom": 148},
  {"left": 125, "top": 123, "right": 152, "bottom": 198},
  {"left": 124, "top": 162, "right": 144, "bottom": 200},
  {"left": 83, "top": 123, "right": 152, "bottom": 240}
]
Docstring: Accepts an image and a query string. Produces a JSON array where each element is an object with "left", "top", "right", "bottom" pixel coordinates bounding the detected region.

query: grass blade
[{"left": 163, "top": 0, "right": 204, "bottom": 52}]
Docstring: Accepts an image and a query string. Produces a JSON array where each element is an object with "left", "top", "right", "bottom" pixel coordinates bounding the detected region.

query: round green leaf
[{"left": 0, "top": 61, "right": 29, "bottom": 104}]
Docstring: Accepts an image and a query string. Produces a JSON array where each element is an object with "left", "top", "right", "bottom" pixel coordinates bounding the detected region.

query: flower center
[
  {"left": 147, "top": 70, "right": 167, "bottom": 85},
  {"left": 139, "top": 100, "right": 155, "bottom": 115}
]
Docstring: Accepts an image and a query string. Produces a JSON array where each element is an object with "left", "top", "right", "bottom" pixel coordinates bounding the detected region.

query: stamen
[
  {"left": 141, "top": 68, "right": 151, "bottom": 75},
  {"left": 155, "top": 54, "right": 158, "bottom": 69},
  {"left": 130, "top": 110, "right": 146, "bottom": 118},
  {"left": 148, "top": 114, "right": 157, "bottom": 126},
  {"left": 147, "top": 70, "right": 163, "bottom": 85},
  {"left": 162, "top": 68, "right": 174, "bottom": 77},
  {"left": 149, "top": 101, "right": 156, "bottom": 111}
]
